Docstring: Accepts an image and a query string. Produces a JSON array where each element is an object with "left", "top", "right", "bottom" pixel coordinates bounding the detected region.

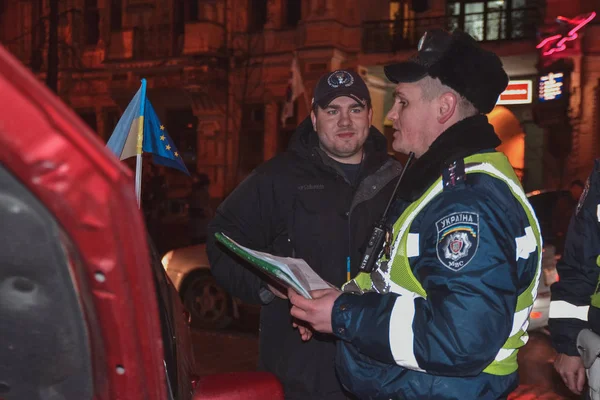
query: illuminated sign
[
  {"left": 538, "top": 72, "right": 564, "bottom": 102},
  {"left": 497, "top": 80, "right": 532, "bottom": 105},
  {"left": 536, "top": 12, "right": 596, "bottom": 56}
]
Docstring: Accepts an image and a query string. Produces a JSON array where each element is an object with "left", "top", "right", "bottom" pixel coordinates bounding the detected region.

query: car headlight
[{"left": 161, "top": 251, "right": 173, "bottom": 270}]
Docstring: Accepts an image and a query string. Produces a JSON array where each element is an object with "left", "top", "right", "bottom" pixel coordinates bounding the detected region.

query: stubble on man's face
[
  {"left": 312, "top": 96, "right": 372, "bottom": 164},
  {"left": 387, "top": 82, "right": 439, "bottom": 158}
]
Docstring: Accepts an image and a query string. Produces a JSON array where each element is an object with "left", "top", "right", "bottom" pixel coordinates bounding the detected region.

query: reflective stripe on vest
[
  {"left": 586, "top": 204, "right": 600, "bottom": 309},
  {"left": 549, "top": 300, "right": 590, "bottom": 321},
  {"left": 348, "top": 152, "right": 542, "bottom": 376}
]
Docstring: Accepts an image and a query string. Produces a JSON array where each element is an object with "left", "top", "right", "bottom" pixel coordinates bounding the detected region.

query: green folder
[{"left": 215, "top": 232, "right": 313, "bottom": 298}]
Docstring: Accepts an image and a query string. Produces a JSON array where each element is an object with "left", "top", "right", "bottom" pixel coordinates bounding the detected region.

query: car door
[
  {"left": 149, "top": 237, "right": 197, "bottom": 400},
  {"left": 0, "top": 45, "right": 167, "bottom": 400},
  {"left": 0, "top": 43, "right": 284, "bottom": 400}
]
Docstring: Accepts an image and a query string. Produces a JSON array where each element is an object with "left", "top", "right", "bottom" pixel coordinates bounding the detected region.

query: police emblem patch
[
  {"left": 417, "top": 32, "right": 427, "bottom": 51},
  {"left": 436, "top": 212, "right": 479, "bottom": 271}
]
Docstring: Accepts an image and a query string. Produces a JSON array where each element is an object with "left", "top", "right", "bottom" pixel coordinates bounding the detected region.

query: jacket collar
[{"left": 398, "top": 114, "right": 501, "bottom": 201}]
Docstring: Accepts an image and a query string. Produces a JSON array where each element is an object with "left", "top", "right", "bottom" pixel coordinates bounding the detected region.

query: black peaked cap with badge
[
  {"left": 313, "top": 70, "right": 372, "bottom": 109},
  {"left": 384, "top": 29, "right": 508, "bottom": 114}
]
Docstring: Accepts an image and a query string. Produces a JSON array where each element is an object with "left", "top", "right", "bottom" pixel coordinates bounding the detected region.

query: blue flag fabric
[
  {"left": 106, "top": 79, "right": 190, "bottom": 176},
  {"left": 142, "top": 100, "right": 189, "bottom": 175},
  {"left": 106, "top": 87, "right": 143, "bottom": 159}
]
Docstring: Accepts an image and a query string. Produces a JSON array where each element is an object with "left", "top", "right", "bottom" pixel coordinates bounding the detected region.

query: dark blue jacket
[
  {"left": 549, "top": 159, "right": 600, "bottom": 355},
  {"left": 332, "top": 116, "right": 539, "bottom": 400}
]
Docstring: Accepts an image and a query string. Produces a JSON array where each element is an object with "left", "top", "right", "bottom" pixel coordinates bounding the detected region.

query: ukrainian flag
[{"left": 106, "top": 79, "right": 190, "bottom": 175}]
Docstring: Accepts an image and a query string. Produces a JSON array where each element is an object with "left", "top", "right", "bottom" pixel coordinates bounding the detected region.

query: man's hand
[
  {"left": 288, "top": 287, "right": 342, "bottom": 334},
  {"left": 292, "top": 319, "right": 313, "bottom": 341},
  {"left": 554, "top": 353, "right": 586, "bottom": 394}
]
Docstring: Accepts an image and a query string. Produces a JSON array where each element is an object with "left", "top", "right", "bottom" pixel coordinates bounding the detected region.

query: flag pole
[
  {"left": 295, "top": 53, "right": 310, "bottom": 113},
  {"left": 135, "top": 79, "right": 148, "bottom": 208}
]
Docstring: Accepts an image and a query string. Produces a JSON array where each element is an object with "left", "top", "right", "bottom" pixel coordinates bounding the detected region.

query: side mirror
[{"left": 193, "top": 371, "right": 284, "bottom": 400}]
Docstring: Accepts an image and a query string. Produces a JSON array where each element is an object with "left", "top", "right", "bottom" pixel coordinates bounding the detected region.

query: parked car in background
[
  {"left": 0, "top": 44, "right": 282, "bottom": 400},
  {"left": 526, "top": 189, "right": 570, "bottom": 331},
  {"left": 161, "top": 244, "right": 247, "bottom": 329}
]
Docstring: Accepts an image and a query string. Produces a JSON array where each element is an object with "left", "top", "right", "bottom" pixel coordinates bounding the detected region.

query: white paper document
[{"left": 216, "top": 232, "right": 331, "bottom": 298}]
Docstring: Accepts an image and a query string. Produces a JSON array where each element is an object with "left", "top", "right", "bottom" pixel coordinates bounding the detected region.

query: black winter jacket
[
  {"left": 549, "top": 159, "right": 600, "bottom": 355},
  {"left": 207, "top": 117, "right": 402, "bottom": 399}
]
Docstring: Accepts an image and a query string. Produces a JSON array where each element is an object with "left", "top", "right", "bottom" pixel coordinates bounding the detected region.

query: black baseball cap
[
  {"left": 384, "top": 29, "right": 508, "bottom": 114},
  {"left": 312, "top": 70, "right": 371, "bottom": 109}
]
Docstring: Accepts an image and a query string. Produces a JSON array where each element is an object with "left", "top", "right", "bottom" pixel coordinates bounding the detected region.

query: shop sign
[{"left": 497, "top": 80, "right": 532, "bottom": 105}]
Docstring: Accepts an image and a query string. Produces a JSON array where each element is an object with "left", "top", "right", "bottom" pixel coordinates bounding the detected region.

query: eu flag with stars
[
  {"left": 106, "top": 79, "right": 190, "bottom": 175},
  {"left": 142, "top": 101, "right": 189, "bottom": 175}
]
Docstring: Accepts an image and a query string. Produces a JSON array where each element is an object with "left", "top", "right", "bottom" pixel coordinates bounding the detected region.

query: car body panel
[
  {"left": 0, "top": 45, "right": 166, "bottom": 399},
  {"left": 162, "top": 244, "right": 209, "bottom": 290},
  {"left": 149, "top": 240, "right": 197, "bottom": 399},
  {"left": 0, "top": 44, "right": 282, "bottom": 399},
  {"left": 162, "top": 243, "right": 243, "bottom": 328}
]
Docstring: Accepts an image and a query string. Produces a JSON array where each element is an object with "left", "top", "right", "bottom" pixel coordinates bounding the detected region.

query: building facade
[{"left": 0, "top": 0, "right": 598, "bottom": 199}]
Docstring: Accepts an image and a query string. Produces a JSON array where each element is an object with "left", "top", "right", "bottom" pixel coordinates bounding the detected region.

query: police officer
[
  {"left": 288, "top": 29, "right": 542, "bottom": 400},
  {"left": 549, "top": 159, "right": 600, "bottom": 398}
]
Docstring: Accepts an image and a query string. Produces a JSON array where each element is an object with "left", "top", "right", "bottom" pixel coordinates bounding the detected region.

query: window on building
[
  {"left": 84, "top": 0, "right": 100, "bottom": 45},
  {"left": 447, "top": 0, "right": 530, "bottom": 41},
  {"left": 174, "top": 0, "right": 185, "bottom": 40},
  {"left": 198, "top": 0, "right": 222, "bottom": 23},
  {"left": 110, "top": 0, "right": 122, "bottom": 32},
  {"left": 239, "top": 104, "right": 265, "bottom": 174},
  {"left": 285, "top": 0, "right": 301, "bottom": 27},
  {"left": 30, "top": 0, "right": 45, "bottom": 72},
  {"left": 248, "top": 0, "right": 267, "bottom": 32},
  {"left": 76, "top": 109, "right": 98, "bottom": 135},
  {"left": 185, "top": 0, "right": 199, "bottom": 22},
  {"left": 388, "top": 0, "right": 415, "bottom": 49}
]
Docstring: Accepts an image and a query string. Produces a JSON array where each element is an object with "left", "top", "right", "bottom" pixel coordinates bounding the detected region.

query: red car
[{"left": 0, "top": 45, "right": 282, "bottom": 400}]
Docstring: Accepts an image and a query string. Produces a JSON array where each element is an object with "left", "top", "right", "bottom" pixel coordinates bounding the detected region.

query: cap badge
[
  {"left": 327, "top": 70, "right": 354, "bottom": 88},
  {"left": 417, "top": 32, "right": 427, "bottom": 51}
]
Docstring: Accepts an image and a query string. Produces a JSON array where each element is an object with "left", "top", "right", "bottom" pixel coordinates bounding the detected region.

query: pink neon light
[
  {"left": 536, "top": 11, "right": 596, "bottom": 56},
  {"left": 536, "top": 34, "right": 562, "bottom": 49}
]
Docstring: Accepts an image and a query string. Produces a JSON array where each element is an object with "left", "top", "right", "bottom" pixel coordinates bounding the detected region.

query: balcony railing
[
  {"left": 362, "top": 7, "right": 541, "bottom": 54},
  {"left": 106, "top": 26, "right": 175, "bottom": 61},
  {"left": 182, "top": 20, "right": 226, "bottom": 55}
]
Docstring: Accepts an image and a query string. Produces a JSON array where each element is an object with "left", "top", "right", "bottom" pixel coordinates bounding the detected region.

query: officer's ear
[{"left": 438, "top": 91, "right": 458, "bottom": 124}]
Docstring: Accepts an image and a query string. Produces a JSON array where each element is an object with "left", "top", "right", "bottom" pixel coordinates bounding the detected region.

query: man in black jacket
[
  {"left": 549, "top": 159, "right": 600, "bottom": 397},
  {"left": 207, "top": 69, "right": 402, "bottom": 399}
]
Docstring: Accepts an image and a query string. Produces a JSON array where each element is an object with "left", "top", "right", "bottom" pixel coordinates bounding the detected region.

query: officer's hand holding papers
[{"left": 214, "top": 232, "right": 331, "bottom": 299}]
